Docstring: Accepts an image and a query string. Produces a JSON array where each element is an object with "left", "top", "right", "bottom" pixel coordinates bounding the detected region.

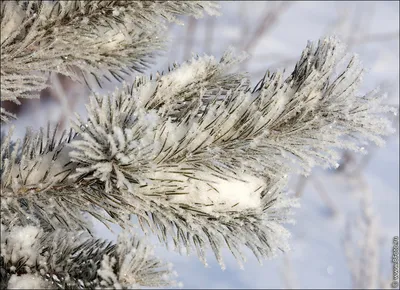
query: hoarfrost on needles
[{"left": 0, "top": 1, "right": 396, "bottom": 289}]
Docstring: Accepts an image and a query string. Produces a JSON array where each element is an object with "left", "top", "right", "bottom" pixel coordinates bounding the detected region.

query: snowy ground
[{"left": 3, "top": 1, "right": 399, "bottom": 289}]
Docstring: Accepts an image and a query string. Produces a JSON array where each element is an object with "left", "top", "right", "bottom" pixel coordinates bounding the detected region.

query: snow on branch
[
  {"left": 0, "top": 37, "right": 394, "bottom": 269},
  {"left": 0, "top": 0, "right": 219, "bottom": 122},
  {"left": 143, "top": 49, "right": 249, "bottom": 118},
  {"left": 0, "top": 225, "right": 177, "bottom": 289}
]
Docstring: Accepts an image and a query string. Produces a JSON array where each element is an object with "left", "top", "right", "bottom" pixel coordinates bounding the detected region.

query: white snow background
[{"left": 3, "top": 1, "right": 399, "bottom": 289}]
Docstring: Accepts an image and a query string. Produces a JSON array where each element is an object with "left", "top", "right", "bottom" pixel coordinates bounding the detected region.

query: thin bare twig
[
  {"left": 203, "top": 15, "right": 215, "bottom": 54},
  {"left": 183, "top": 17, "right": 197, "bottom": 60}
]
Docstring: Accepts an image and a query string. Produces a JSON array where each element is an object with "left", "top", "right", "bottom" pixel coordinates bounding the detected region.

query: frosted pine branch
[
  {"left": 0, "top": 125, "right": 127, "bottom": 233},
  {"left": 144, "top": 49, "right": 250, "bottom": 119},
  {"left": 1, "top": 37, "right": 394, "bottom": 270},
  {"left": 0, "top": 0, "right": 219, "bottom": 122},
  {"left": 0, "top": 225, "right": 177, "bottom": 289},
  {"left": 1, "top": 123, "right": 295, "bottom": 269}
]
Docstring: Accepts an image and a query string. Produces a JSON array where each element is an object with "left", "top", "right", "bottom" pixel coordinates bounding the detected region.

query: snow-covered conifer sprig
[
  {"left": 0, "top": 0, "right": 219, "bottom": 122},
  {"left": 246, "top": 37, "right": 395, "bottom": 174},
  {"left": 67, "top": 86, "right": 297, "bottom": 268},
  {"left": 0, "top": 94, "right": 296, "bottom": 269},
  {"left": 0, "top": 125, "right": 118, "bottom": 233},
  {"left": 0, "top": 225, "right": 176, "bottom": 289},
  {"left": 70, "top": 37, "right": 394, "bottom": 193},
  {"left": 1, "top": 37, "right": 394, "bottom": 270},
  {"left": 67, "top": 37, "right": 393, "bottom": 266}
]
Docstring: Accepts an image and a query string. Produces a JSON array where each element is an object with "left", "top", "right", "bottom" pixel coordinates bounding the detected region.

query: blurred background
[{"left": 3, "top": 1, "right": 399, "bottom": 289}]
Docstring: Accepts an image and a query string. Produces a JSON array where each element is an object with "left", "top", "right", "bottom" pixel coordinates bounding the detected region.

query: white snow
[
  {"left": 8, "top": 274, "right": 49, "bottom": 289},
  {"left": 137, "top": 81, "right": 158, "bottom": 106},
  {"left": 151, "top": 170, "right": 265, "bottom": 213},
  {"left": 10, "top": 145, "right": 74, "bottom": 193},
  {"left": 100, "top": 29, "right": 127, "bottom": 50},
  {"left": 4, "top": 226, "right": 41, "bottom": 266},
  {"left": 98, "top": 255, "right": 122, "bottom": 289},
  {"left": 155, "top": 56, "right": 215, "bottom": 102}
]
